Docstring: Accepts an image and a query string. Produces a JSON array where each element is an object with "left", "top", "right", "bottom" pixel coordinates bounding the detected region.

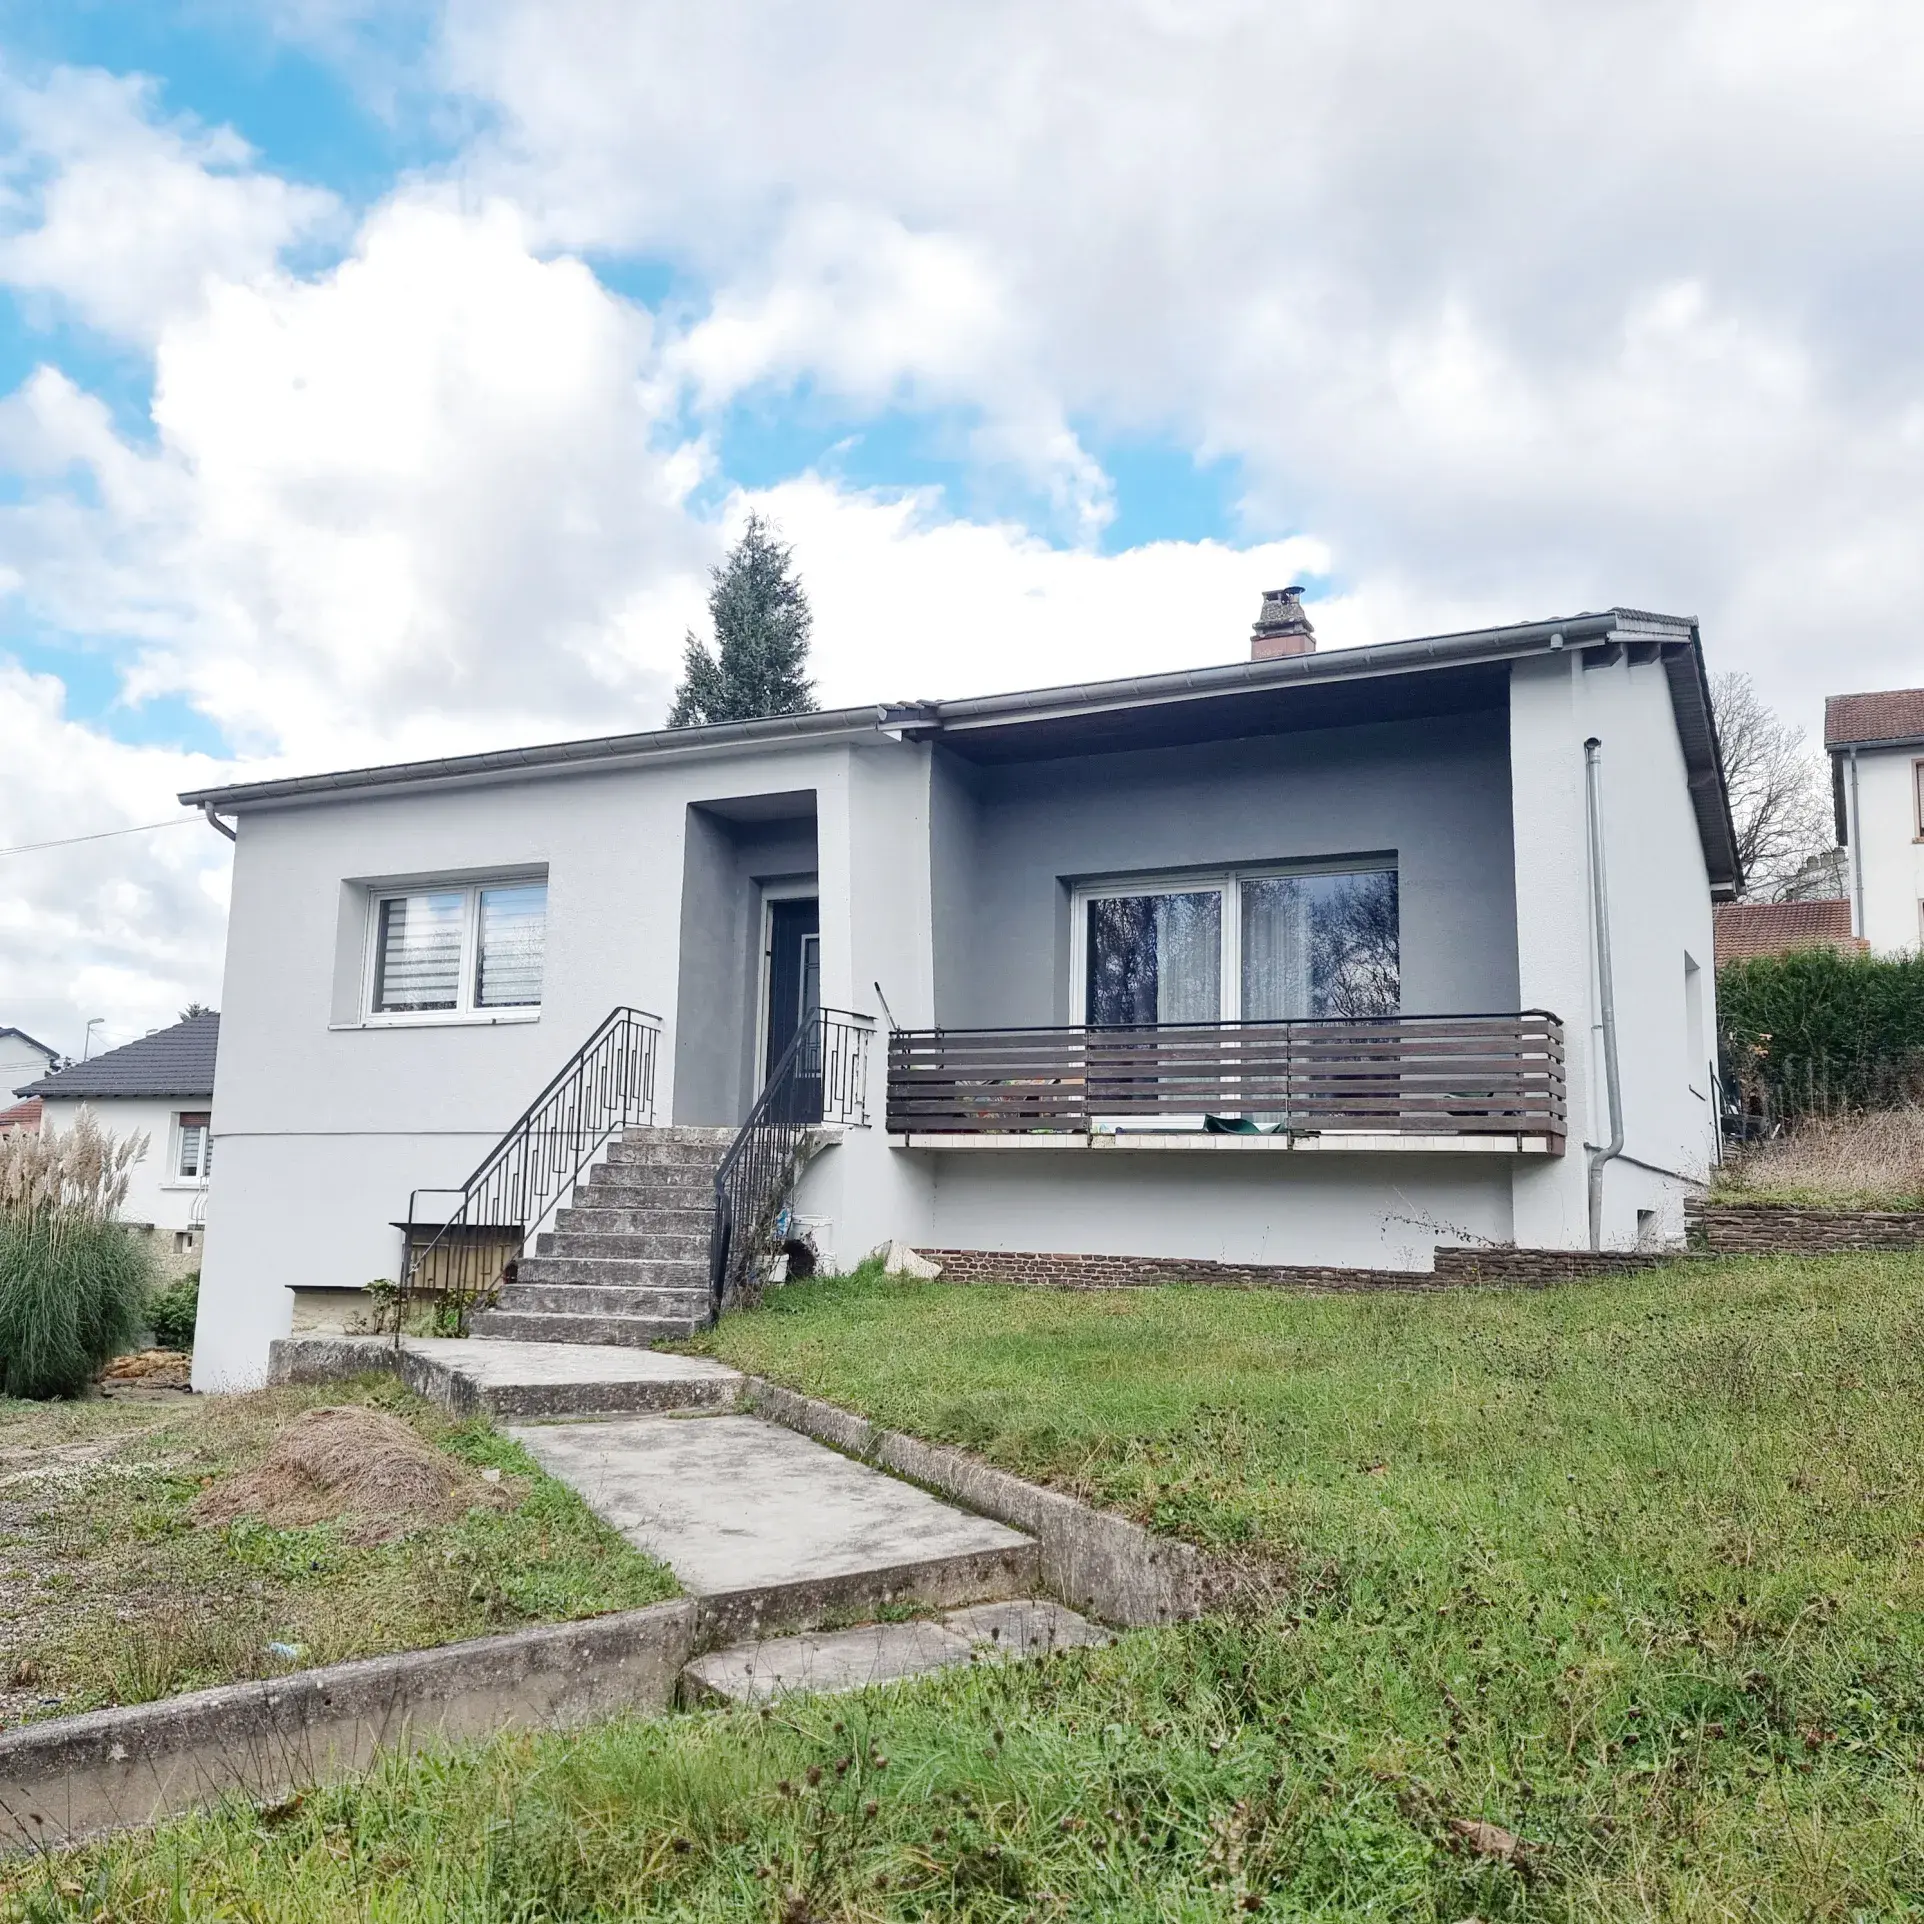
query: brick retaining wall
[{"left": 1687, "top": 1200, "right": 1924, "bottom": 1254}]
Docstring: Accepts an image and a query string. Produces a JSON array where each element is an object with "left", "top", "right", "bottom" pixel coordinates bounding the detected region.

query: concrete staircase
[{"left": 468, "top": 1125, "right": 732, "bottom": 1347}]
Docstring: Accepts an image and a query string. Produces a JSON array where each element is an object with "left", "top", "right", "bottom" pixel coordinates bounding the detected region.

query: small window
[
  {"left": 1915, "top": 758, "right": 1924, "bottom": 838},
  {"left": 176, "top": 1112, "right": 212, "bottom": 1182},
  {"left": 368, "top": 880, "right": 547, "bottom": 1020}
]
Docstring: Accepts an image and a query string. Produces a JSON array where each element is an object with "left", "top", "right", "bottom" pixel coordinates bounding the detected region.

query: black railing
[
  {"left": 709, "top": 1008, "right": 873, "bottom": 1315},
  {"left": 397, "top": 1006, "right": 661, "bottom": 1339},
  {"left": 887, "top": 1011, "right": 1566, "bottom": 1145}
]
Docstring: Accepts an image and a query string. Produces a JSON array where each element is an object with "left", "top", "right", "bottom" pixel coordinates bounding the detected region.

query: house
[
  {"left": 1826, "top": 685, "right": 1924, "bottom": 953},
  {"left": 1712, "top": 898, "right": 1863, "bottom": 968},
  {"left": 0, "top": 1025, "right": 61, "bottom": 1096},
  {"left": 16, "top": 1013, "right": 219, "bottom": 1278},
  {"left": 180, "top": 598, "right": 1736, "bottom": 1390},
  {"left": 0, "top": 1096, "right": 41, "bottom": 1136}
]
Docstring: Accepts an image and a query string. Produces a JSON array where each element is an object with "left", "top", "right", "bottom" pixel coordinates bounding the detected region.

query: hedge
[{"left": 1718, "top": 947, "right": 1924, "bottom": 1118}]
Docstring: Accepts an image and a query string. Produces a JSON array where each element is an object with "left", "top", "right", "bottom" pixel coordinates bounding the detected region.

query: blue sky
[{"left": 0, "top": 0, "right": 1918, "bottom": 1044}]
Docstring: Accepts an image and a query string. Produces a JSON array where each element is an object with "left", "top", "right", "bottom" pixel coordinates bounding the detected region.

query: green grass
[
  {"left": 11, "top": 1254, "right": 1924, "bottom": 1919},
  {"left": 0, "top": 1375, "right": 675, "bottom": 1725}
]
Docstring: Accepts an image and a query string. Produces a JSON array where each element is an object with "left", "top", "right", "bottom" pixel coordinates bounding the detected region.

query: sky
[{"left": 0, "top": 0, "right": 1920, "bottom": 1058}]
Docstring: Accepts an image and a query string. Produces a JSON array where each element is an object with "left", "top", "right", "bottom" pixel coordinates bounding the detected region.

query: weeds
[{"left": 1715, "top": 1103, "right": 1924, "bottom": 1208}]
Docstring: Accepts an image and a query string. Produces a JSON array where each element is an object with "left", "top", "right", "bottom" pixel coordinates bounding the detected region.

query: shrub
[
  {"left": 146, "top": 1271, "right": 200, "bottom": 1351},
  {"left": 0, "top": 1112, "right": 156, "bottom": 1399},
  {"left": 1719, "top": 947, "right": 1924, "bottom": 1120}
]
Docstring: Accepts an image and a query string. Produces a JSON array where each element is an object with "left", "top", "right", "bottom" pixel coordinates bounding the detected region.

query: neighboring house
[
  {"left": 0, "top": 1096, "right": 41, "bottom": 1136},
  {"left": 0, "top": 1025, "right": 61, "bottom": 1096},
  {"left": 16, "top": 1013, "right": 219, "bottom": 1278},
  {"left": 1826, "top": 686, "right": 1924, "bottom": 953},
  {"left": 181, "top": 600, "right": 1736, "bottom": 1389},
  {"left": 1712, "top": 899, "right": 1863, "bottom": 968}
]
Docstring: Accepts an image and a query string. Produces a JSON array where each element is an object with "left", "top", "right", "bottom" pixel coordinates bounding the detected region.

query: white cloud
[
  {"left": 0, "top": 68, "right": 339, "bottom": 342},
  {"left": 0, "top": 663, "right": 231, "bottom": 1060},
  {"left": 436, "top": 0, "right": 1924, "bottom": 719}
]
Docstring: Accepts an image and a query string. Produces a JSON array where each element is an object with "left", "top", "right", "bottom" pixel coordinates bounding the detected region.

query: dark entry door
[{"left": 764, "top": 897, "right": 822, "bottom": 1120}]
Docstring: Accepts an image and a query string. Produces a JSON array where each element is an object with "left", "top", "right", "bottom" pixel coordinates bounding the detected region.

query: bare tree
[{"left": 1710, "top": 671, "right": 1838, "bottom": 900}]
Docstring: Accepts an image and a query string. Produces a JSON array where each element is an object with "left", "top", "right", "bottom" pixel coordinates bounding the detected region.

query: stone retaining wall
[
  {"left": 1687, "top": 1200, "right": 1924, "bottom": 1253},
  {"left": 914, "top": 1244, "right": 1669, "bottom": 1293}
]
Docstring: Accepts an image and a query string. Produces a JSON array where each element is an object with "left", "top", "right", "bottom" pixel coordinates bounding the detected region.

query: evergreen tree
[{"left": 668, "top": 514, "right": 818, "bottom": 726}]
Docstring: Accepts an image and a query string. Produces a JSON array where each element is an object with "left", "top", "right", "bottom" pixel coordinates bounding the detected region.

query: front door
[{"left": 763, "top": 896, "right": 822, "bottom": 1120}]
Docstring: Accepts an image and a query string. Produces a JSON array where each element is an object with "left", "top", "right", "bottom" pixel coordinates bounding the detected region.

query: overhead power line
[{"left": 0, "top": 817, "right": 197, "bottom": 858}]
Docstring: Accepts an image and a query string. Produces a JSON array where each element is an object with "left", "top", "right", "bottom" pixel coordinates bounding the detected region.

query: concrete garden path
[{"left": 272, "top": 1334, "right": 1107, "bottom": 1702}]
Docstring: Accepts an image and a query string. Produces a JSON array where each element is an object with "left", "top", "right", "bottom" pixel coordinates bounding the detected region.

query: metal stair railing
[
  {"left": 709, "top": 1008, "right": 872, "bottom": 1317},
  {"left": 396, "top": 1006, "right": 662, "bottom": 1340}
]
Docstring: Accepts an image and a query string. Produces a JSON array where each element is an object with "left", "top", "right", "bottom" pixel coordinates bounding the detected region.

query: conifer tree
[{"left": 667, "top": 514, "right": 818, "bottom": 726}]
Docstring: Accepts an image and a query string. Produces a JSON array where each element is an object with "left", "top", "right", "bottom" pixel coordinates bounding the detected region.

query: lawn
[
  {"left": 0, "top": 1374, "right": 675, "bottom": 1728},
  {"left": 9, "top": 1253, "right": 1924, "bottom": 1920}
]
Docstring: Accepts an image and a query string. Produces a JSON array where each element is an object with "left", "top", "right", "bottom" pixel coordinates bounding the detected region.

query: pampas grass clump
[{"left": 0, "top": 1112, "right": 156, "bottom": 1399}]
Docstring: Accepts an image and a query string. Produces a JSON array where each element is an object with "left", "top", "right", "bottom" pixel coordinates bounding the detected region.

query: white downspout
[
  {"left": 1848, "top": 747, "right": 1865, "bottom": 939},
  {"left": 1584, "top": 737, "right": 1625, "bottom": 1251}
]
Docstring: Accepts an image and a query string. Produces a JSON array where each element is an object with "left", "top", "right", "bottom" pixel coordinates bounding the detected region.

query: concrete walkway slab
[
  {"left": 508, "top": 1412, "right": 1035, "bottom": 1606},
  {"left": 943, "top": 1598, "right": 1114, "bottom": 1659}
]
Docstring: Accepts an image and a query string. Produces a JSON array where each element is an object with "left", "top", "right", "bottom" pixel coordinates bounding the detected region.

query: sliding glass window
[{"left": 1079, "top": 864, "right": 1398, "bottom": 1026}]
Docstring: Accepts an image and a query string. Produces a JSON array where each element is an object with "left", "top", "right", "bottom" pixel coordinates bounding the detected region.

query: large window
[
  {"left": 369, "top": 880, "right": 547, "bottom": 1019},
  {"left": 1078, "top": 864, "right": 1399, "bottom": 1026}
]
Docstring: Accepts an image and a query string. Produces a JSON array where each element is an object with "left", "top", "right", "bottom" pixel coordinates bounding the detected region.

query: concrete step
[
  {"left": 578, "top": 1181, "right": 717, "bottom": 1214},
  {"left": 681, "top": 1600, "right": 1111, "bottom": 1705},
  {"left": 495, "top": 1282, "right": 712, "bottom": 1319},
  {"left": 468, "top": 1309, "right": 706, "bottom": 1347},
  {"left": 509, "top": 1412, "right": 1041, "bottom": 1642},
  {"left": 517, "top": 1253, "right": 708, "bottom": 1290},
  {"left": 541, "top": 1228, "right": 711, "bottom": 1262},
  {"left": 554, "top": 1203, "right": 713, "bottom": 1236},
  {"left": 604, "top": 1139, "right": 731, "bottom": 1171},
  {"left": 619, "top": 1125, "right": 738, "bottom": 1149}
]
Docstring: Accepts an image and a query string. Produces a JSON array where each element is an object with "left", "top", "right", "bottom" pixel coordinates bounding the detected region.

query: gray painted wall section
[{"left": 931, "top": 712, "right": 1520, "bottom": 1028}]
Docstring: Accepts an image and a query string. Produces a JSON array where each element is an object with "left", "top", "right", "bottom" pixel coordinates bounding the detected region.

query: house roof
[
  {"left": 1713, "top": 899, "right": 1863, "bottom": 967},
  {"left": 0, "top": 1096, "right": 41, "bottom": 1132},
  {"left": 180, "top": 606, "right": 1740, "bottom": 896},
  {"left": 1824, "top": 688, "right": 1924, "bottom": 751},
  {"left": 16, "top": 1012, "right": 218, "bottom": 1100},
  {"left": 0, "top": 1025, "right": 60, "bottom": 1063}
]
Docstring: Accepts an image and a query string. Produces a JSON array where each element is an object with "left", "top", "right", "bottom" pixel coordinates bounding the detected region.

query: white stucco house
[
  {"left": 17, "top": 1013, "right": 219, "bottom": 1278},
  {"left": 181, "top": 598, "right": 1737, "bottom": 1390},
  {"left": 0, "top": 1025, "right": 61, "bottom": 1097},
  {"left": 1827, "top": 687, "right": 1924, "bottom": 954}
]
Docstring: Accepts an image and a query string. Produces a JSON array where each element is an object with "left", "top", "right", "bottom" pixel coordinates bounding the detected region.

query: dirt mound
[{"left": 190, "top": 1405, "right": 515, "bottom": 1543}]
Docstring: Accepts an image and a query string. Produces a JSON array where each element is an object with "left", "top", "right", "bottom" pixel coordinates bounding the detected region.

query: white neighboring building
[
  {"left": 0, "top": 1026, "right": 60, "bottom": 1096},
  {"left": 17, "top": 1013, "right": 219, "bottom": 1278},
  {"left": 1828, "top": 688, "right": 1924, "bottom": 954},
  {"left": 181, "top": 602, "right": 1738, "bottom": 1390}
]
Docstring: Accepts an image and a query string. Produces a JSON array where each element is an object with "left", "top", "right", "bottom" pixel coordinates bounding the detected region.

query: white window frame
[
  {"left": 1069, "top": 857, "right": 1399, "bottom": 1026},
  {"left": 171, "top": 1111, "right": 212, "bottom": 1186},
  {"left": 360, "top": 874, "right": 548, "bottom": 1027}
]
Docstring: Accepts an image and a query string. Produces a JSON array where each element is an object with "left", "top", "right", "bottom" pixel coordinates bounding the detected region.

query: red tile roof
[
  {"left": 1714, "top": 899, "right": 1864, "bottom": 967},
  {"left": 0, "top": 1096, "right": 41, "bottom": 1133},
  {"left": 1825, "top": 688, "right": 1924, "bottom": 748}
]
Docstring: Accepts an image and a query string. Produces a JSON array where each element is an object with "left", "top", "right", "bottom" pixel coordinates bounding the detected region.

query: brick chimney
[{"left": 1251, "top": 585, "right": 1316, "bottom": 660}]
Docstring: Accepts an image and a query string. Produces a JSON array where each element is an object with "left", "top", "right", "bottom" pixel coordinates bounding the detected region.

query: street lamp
[{"left": 81, "top": 1018, "right": 104, "bottom": 1062}]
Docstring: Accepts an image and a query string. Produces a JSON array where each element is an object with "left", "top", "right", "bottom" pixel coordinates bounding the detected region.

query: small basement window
[{"left": 368, "top": 880, "right": 547, "bottom": 1020}]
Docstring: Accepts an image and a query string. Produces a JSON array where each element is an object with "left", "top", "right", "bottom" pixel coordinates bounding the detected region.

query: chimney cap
[{"left": 1251, "top": 585, "right": 1315, "bottom": 659}]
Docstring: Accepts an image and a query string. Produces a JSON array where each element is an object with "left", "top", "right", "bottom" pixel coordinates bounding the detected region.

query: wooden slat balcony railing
[{"left": 887, "top": 1011, "right": 1566, "bottom": 1149}]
